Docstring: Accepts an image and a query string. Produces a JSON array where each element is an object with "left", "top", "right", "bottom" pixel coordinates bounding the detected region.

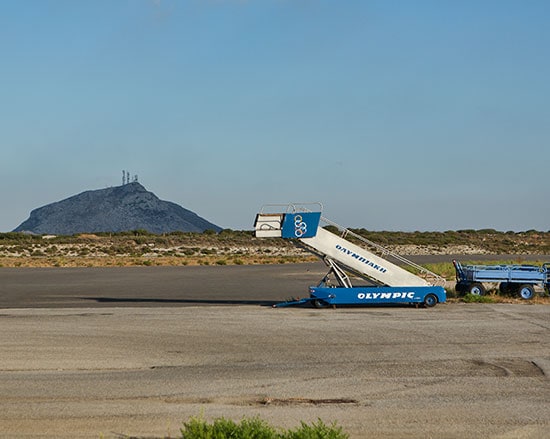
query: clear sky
[{"left": 1, "top": 0, "right": 549, "bottom": 232}]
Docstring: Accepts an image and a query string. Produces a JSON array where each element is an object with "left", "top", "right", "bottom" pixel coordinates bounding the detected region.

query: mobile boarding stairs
[{"left": 254, "top": 203, "right": 446, "bottom": 308}]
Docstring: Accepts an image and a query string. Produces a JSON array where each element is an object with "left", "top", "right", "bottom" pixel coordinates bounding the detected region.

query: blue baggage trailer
[{"left": 453, "top": 259, "right": 550, "bottom": 299}]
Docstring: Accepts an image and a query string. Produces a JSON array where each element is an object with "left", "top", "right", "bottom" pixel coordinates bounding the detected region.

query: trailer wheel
[
  {"left": 312, "top": 299, "right": 329, "bottom": 309},
  {"left": 455, "top": 283, "right": 468, "bottom": 294},
  {"left": 423, "top": 294, "right": 438, "bottom": 308},
  {"left": 469, "top": 283, "right": 485, "bottom": 296},
  {"left": 518, "top": 284, "right": 535, "bottom": 300},
  {"left": 499, "top": 282, "right": 511, "bottom": 294}
]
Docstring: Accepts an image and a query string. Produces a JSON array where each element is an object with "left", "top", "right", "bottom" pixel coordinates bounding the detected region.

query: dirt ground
[{"left": 1, "top": 303, "right": 549, "bottom": 439}]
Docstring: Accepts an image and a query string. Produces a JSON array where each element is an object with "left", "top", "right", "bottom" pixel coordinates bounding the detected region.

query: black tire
[
  {"left": 312, "top": 299, "right": 329, "bottom": 309},
  {"left": 423, "top": 293, "right": 438, "bottom": 308},
  {"left": 517, "top": 284, "right": 535, "bottom": 300},
  {"left": 455, "top": 282, "right": 467, "bottom": 294},
  {"left": 469, "top": 283, "right": 485, "bottom": 296},
  {"left": 499, "top": 282, "right": 511, "bottom": 294}
]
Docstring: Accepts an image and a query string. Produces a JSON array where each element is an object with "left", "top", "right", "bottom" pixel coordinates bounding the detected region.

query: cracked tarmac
[{"left": 1, "top": 303, "right": 549, "bottom": 438}]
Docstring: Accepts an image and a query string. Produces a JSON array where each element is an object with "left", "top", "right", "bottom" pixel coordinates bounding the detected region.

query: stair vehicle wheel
[
  {"left": 518, "top": 284, "right": 535, "bottom": 300},
  {"left": 468, "top": 283, "right": 485, "bottom": 296},
  {"left": 423, "top": 293, "right": 438, "bottom": 308},
  {"left": 312, "top": 299, "right": 329, "bottom": 309}
]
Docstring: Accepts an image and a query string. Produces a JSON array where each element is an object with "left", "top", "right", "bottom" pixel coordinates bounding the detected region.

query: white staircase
[{"left": 254, "top": 204, "right": 445, "bottom": 288}]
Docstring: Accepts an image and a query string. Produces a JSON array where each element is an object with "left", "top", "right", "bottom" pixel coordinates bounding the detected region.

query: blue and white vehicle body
[
  {"left": 254, "top": 203, "right": 446, "bottom": 308},
  {"left": 307, "top": 285, "right": 446, "bottom": 308}
]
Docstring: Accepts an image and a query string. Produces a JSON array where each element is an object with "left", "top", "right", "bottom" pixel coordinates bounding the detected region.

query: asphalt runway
[
  {"left": 1, "top": 259, "right": 549, "bottom": 438},
  {"left": 1, "top": 255, "right": 548, "bottom": 309},
  {"left": 0, "top": 263, "right": 328, "bottom": 308}
]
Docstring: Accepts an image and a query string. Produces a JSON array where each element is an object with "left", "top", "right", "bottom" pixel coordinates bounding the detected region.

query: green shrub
[
  {"left": 180, "top": 416, "right": 348, "bottom": 439},
  {"left": 462, "top": 293, "right": 495, "bottom": 303},
  {"left": 132, "top": 229, "right": 151, "bottom": 236},
  {"left": 286, "top": 419, "right": 348, "bottom": 439},
  {"left": 181, "top": 416, "right": 276, "bottom": 439}
]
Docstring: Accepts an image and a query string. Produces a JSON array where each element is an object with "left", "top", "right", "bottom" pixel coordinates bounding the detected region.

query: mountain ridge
[{"left": 13, "top": 182, "right": 222, "bottom": 235}]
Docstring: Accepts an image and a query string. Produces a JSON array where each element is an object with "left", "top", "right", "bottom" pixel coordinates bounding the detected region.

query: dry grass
[
  {"left": 0, "top": 230, "right": 547, "bottom": 275},
  {"left": 0, "top": 254, "right": 318, "bottom": 268}
]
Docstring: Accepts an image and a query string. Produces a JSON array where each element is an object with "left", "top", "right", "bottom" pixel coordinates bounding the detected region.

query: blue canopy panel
[{"left": 281, "top": 212, "right": 321, "bottom": 239}]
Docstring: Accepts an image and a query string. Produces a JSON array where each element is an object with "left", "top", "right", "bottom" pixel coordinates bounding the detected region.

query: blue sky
[{"left": 1, "top": 0, "right": 549, "bottom": 232}]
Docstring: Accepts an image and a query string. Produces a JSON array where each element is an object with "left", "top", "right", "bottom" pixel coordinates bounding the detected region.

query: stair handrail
[{"left": 319, "top": 215, "right": 446, "bottom": 287}]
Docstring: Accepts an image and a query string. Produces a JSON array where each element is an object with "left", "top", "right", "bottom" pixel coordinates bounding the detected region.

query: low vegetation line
[
  {"left": 0, "top": 228, "right": 548, "bottom": 269},
  {"left": 177, "top": 415, "right": 349, "bottom": 439}
]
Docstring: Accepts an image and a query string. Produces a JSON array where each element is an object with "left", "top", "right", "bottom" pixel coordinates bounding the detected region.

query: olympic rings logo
[{"left": 294, "top": 215, "right": 307, "bottom": 238}]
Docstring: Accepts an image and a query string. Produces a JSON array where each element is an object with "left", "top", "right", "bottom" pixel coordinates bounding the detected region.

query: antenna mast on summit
[{"left": 122, "top": 170, "right": 138, "bottom": 185}]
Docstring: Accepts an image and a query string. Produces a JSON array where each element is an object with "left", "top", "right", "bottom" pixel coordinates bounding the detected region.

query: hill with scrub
[{"left": 13, "top": 182, "right": 222, "bottom": 235}]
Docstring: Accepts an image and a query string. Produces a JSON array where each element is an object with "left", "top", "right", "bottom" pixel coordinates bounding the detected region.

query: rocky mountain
[{"left": 13, "top": 183, "right": 222, "bottom": 235}]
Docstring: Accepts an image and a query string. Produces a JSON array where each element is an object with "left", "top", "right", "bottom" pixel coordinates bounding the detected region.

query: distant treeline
[{"left": 349, "top": 228, "right": 549, "bottom": 253}]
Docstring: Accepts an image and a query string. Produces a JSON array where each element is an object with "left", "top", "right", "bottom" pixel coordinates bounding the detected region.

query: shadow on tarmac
[
  {"left": 78, "top": 296, "right": 279, "bottom": 307},
  {"left": 78, "top": 296, "right": 418, "bottom": 309}
]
